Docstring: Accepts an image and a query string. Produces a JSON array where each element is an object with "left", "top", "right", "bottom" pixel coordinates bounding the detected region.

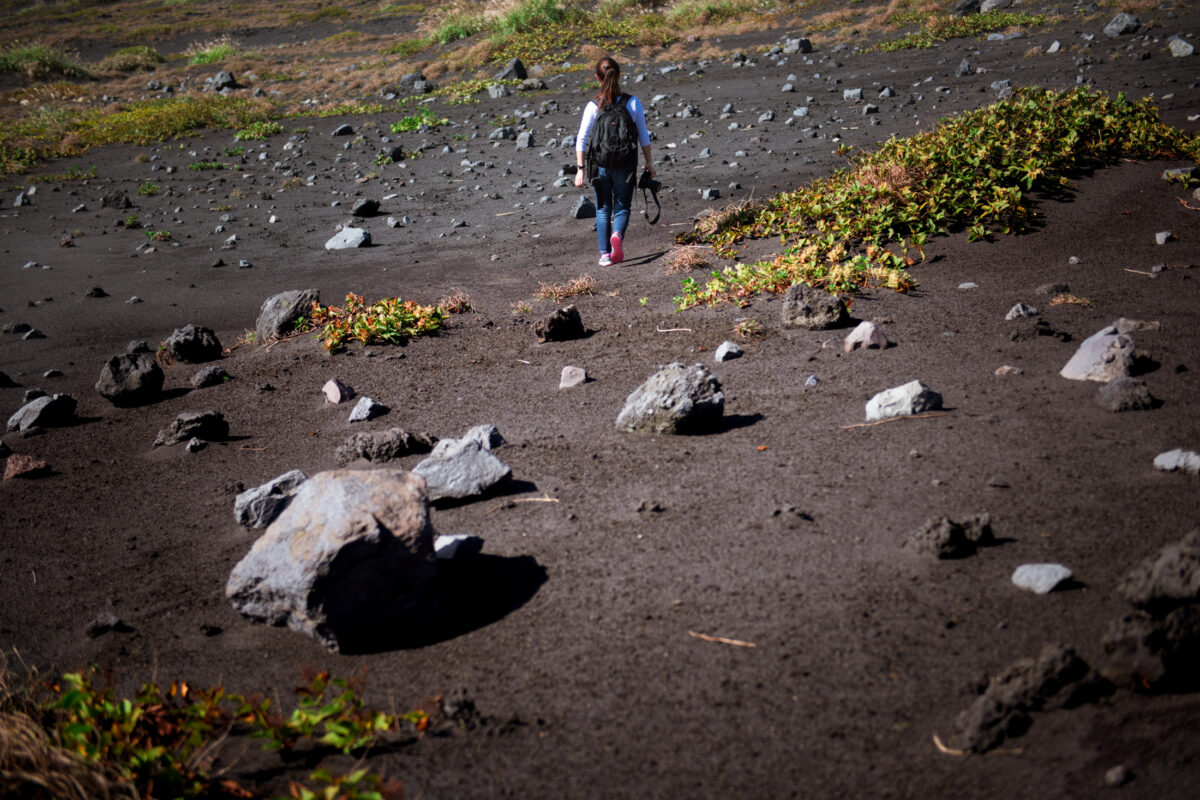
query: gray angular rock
[
  {"left": 413, "top": 437, "right": 512, "bottom": 502},
  {"left": 489, "top": 126, "right": 516, "bottom": 141},
  {"left": 1097, "top": 377, "right": 1156, "bottom": 412},
  {"left": 234, "top": 469, "right": 308, "bottom": 529},
  {"left": 571, "top": 195, "right": 596, "bottom": 219},
  {"left": 906, "top": 513, "right": 993, "bottom": 559},
  {"left": 348, "top": 396, "right": 387, "bottom": 422},
  {"left": 1155, "top": 230, "right": 1174, "bottom": 245},
  {"left": 495, "top": 57, "right": 527, "bottom": 81},
  {"left": 95, "top": 353, "right": 163, "bottom": 406},
  {"left": 980, "top": 0, "right": 1012, "bottom": 10},
  {"left": 615, "top": 362, "right": 725, "bottom": 435},
  {"left": 1012, "top": 563, "right": 1073, "bottom": 594},
  {"left": 1119, "top": 530, "right": 1200, "bottom": 613},
  {"left": 322, "top": 378, "right": 355, "bottom": 404},
  {"left": 560, "top": 365, "right": 588, "bottom": 388},
  {"left": 226, "top": 469, "right": 439, "bottom": 651},
  {"left": 435, "top": 534, "right": 484, "bottom": 560},
  {"left": 714, "top": 341, "right": 743, "bottom": 362},
  {"left": 1169, "top": 37, "right": 1195, "bottom": 58},
  {"left": 325, "top": 226, "right": 371, "bottom": 250},
  {"left": 1153, "top": 449, "right": 1200, "bottom": 475},
  {"left": 256, "top": 289, "right": 320, "bottom": 344},
  {"left": 535, "top": 304, "right": 585, "bottom": 343},
  {"left": 951, "top": 0, "right": 981, "bottom": 15},
  {"left": 1005, "top": 302, "right": 1039, "bottom": 320},
  {"left": 843, "top": 320, "right": 888, "bottom": 352},
  {"left": 331, "top": 123, "right": 354, "bottom": 136},
  {"left": 462, "top": 424, "right": 504, "bottom": 451},
  {"left": 516, "top": 131, "right": 534, "bottom": 149},
  {"left": 351, "top": 198, "right": 380, "bottom": 217},
  {"left": 335, "top": 428, "right": 437, "bottom": 465},
  {"left": 191, "top": 365, "right": 231, "bottom": 389},
  {"left": 781, "top": 284, "right": 849, "bottom": 329},
  {"left": 1104, "top": 13, "right": 1140, "bottom": 38},
  {"left": 154, "top": 410, "right": 228, "bottom": 446},
  {"left": 783, "top": 37, "right": 812, "bottom": 54},
  {"left": 865, "top": 380, "right": 942, "bottom": 421},
  {"left": 212, "top": 70, "right": 237, "bottom": 91},
  {"left": 517, "top": 78, "right": 546, "bottom": 91},
  {"left": 487, "top": 83, "right": 511, "bottom": 99},
  {"left": 1059, "top": 325, "right": 1134, "bottom": 382},
  {"left": 101, "top": 191, "right": 132, "bottom": 209},
  {"left": 165, "top": 324, "right": 223, "bottom": 363},
  {"left": 6, "top": 393, "right": 77, "bottom": 432}
]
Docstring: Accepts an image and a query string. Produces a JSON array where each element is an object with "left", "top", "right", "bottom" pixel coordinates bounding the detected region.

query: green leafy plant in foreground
[
  {"left": 136, "top": 181, "right": 160, "bottom": 196},
  {"left": 39, "top": 668, "right": 416, "bottom": 799},
  {"left": 674, "top": 87, "right": 1200, "bottom": 310},
  {"left": 389, "top": 107, "right": 448, "bottom": 133},
  {"left": 235, "top": 120, "right": 284, "bottom": 141},
  {"left": 309, "top": 293, "right": 444, "bottom": 351}
]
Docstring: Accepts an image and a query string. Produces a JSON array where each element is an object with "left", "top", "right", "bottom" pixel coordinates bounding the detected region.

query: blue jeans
[{"left": 594, "top": 166, "right": 635, "bottom": 254}]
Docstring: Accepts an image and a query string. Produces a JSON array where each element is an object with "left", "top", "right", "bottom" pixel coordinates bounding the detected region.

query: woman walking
[{"left": 574, "top": 56, "right": 654, "bottom": 266}]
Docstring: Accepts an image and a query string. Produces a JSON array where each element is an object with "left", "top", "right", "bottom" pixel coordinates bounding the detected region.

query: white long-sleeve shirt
[{"left": 575, "top": 94, "right": 651, "bottom": 157}]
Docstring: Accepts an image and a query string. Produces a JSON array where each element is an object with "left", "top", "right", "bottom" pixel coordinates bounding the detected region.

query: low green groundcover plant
[
  {"left": 389, "top": 107, "right": 448, "bottom": 133},
  {"left": 674, "top": 87, "right": 1200, "bottom": 309},
  {"left": 308, "top": 293, "right": 444, "bottom": 351},
  {"left": 11, "top": 668, "right": 419, "bottom": 799}
]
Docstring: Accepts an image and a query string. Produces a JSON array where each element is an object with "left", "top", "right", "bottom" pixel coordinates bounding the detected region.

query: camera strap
[{"left": 640, "top": 181, "right": 660, "bottom": 225}]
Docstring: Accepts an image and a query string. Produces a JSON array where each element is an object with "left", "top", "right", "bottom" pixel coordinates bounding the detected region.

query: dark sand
[{"left": 3, "top": 5, "right": 1200, "bottom": 797}]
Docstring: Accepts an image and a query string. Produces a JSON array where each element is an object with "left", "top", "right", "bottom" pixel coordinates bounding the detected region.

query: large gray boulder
[
  {"left": 325, "top": 227, "right": 371, "bottom": 250},
  {"left": 256, "top": 289, "right": 320, "bottom": 344},
  {"left": 413, "top": 437, "right": 512, "bottom": 502},
  {"left": 226, "top": 469, "right": 439, "bottom": 651},
  {"left": 234, "top": 469, "right": 308, "bottom": 529},
  {"left": 164, "top": 324, "right": 223, "bottom": 363},
  {"left": 1060, "top": 325, "right": 1134, "bottom": 382},
  {"left": 615, "top": 363, "right": 725, "bottom": 434},
  {"left": 1103, "top": 13, "right": 1140, "bottom": 38},
  {"left": 95, "top": 353, "right": 163, "bottom": 406},
  {"left": 6, "top": 394, "right": 77, "bottom": 432},
  {"left": 865, "top": 380, "right": 942, "bottom": 421},
  {"left": 781, "top": 284, "right": 849, "bottom": 329}
]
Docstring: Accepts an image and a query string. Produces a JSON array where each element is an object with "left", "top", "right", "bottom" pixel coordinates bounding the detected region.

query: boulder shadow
[
  {"left": 711, "top": 412, "right": 764, "bottom": 433},
  {"left": 340, "top": 554, "right": 548, "bottom": 654},
  {"left": 429, "top": 478, "right": 540, "bottom": 509}
]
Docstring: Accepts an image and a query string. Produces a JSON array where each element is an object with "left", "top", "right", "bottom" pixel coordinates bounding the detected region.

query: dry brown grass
[
  {"left": 437, "top": 289, "right": 473, "bottom": 313},
  {"left": 663, "top": 244, "right": 712, "bottom": 274},
  {"left": 0, "top": 711, "right": 133, "bottom": 800},
  {"left": 535, "top": 274, "right": 596, "bottom": 302},
  {"left": 1050, "top": 293, "right": 1095, "bottom": 308}
]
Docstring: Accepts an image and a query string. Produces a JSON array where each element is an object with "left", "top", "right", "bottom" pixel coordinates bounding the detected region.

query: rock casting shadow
[
  {"left": 430, "top": 478, "right": 540, "bottom": 509},
  {"left": 339, "top": 554, "right": 548, "bottom": 654}
]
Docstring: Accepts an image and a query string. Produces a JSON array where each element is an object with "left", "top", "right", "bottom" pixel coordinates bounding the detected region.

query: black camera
[{"left": 638, "top": 169, "right": 661, "bottom": 193}]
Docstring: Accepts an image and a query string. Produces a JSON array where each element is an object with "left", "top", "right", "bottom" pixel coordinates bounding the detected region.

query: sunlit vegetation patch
[
  {"left": 675, "top": 88, "right": 1200, "bottom": 308},
  {"left": 876, "top": 10, "right": 1050, "bottom": 51},
  {"left": 0, "top": 43, "right": 92, "bottom": 80}
]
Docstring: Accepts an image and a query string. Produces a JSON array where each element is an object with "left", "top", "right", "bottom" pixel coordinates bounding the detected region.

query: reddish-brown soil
[{"left": 3, "top": 5, "right": 1200, "bottom": 798}]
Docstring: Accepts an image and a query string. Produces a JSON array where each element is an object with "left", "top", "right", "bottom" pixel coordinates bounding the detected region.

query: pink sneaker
[{"left": 609, "top": 232, "right": 624, "bottom": 264}]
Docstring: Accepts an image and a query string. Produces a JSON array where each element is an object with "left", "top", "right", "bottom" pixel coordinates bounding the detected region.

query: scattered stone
[
  {"left": 571, "top": 195, "right": 596, "bottom": 219},
  {"left": 1036, "top": 282, "right": 1069, "bottom": 295},
  {"left": 714, "top": 341, "right": 743, "bottom": 362},
  {"left": 95, "top": 353, "right": 163, "bottom": 406},
  {"left": 3, "top": 453, "right": 50, "bottom": 480},
  {"left": 1155, "top": 230, "right": 1174, "bottom": 245},
  {"left": 435, "top": 534, "right": 484, "bottom": 560},
  {"left": 1154, "top": 449, "right": 1200, "bottom": 475},
  {"left": 701, "top": 188, "right": 721, "bottom": 200},
  {"left": 783, "top": 37, "right": 812, "bottom": 54},
  {"left": 331, "top": 123, "right": 354, "bottom": 136},
  {"left": 780, "top": 284, "right": 849, "bottom": 329},
  {"left": 85, "top": 611, "right": 133, "bottom": 637},
  {"left": 560, "top": 365, "right": 588, "bottom": 388},
  {"left": 21, "top": 328, "right": 45, "bottom": 340},
  {"left": 1118, "top": 530, "right": 1200, "bottom": 613},
  {"left": 185, "top": 437, "right": 205, "bottom": 453},
  {"left": 615, "top": 362, "right": 724, "bottom": 435},
  {"left": 234, "top": 470, "right": 309, "bottom": 529},
  {"left": 6, "top": 394, "right": 76, "bottom": 432},
  {"left": 1097, "top": 377, "right": 1156, "bottom": 412},
  {"left": 191, "top": 365, "right": 230, "bottom": 389},
  {"left": 843, "top": 88, "right": 863, "bottom": 102},
  {"left": 957, "top": 58, "right": 974, "bottom": 76},
  {"left": 325, "top": 226, "right": 371, "bottom": 250},
  {"left": 1012, "top": 564, "right": 1073, "bottom": 594},
  {"left": 164, "top": 324, "right": 222, "bottom": 363},
  {"left": 413, "top": 437, "right": 512, "bottom": 502},
  {"left": 1005, "top": 302, "right": 1039, "bottom": 320},
  {"left": 1101, "top": 605, "right": 1200, "bottom": 692},
  {"left": 256, "top": 289, "right": 320, "bottom": 344},
  {"left": 351, "top": 198, "right": 380, "bottom": 217},
  {"left": 212, "top": 70, "right": 237, "bottom": 91},
  {"left": 1103, "top": 13, "right": 1140, "bottom": 38},
  {"left": 906, "top": 513, "right": 993, "bottom": 559},
  {"left": 348, "top": 396, "right": 388, "bottom": 422},
  {"left": 495, "top": 57, "right": 527, "bottom": 81},
  {"left": 322, "top": 378, "right": 355, "bottom": 404},
  {"left": 535, "top": 304, "right": 585, "bottom": 343},
  {"left": 85, "top": 286, "right": 108, "bottom": 298},
  {"left": 995, "top": 365, "right": 1023, "bottom": 376},
  {"left": 487, "top": 83, "right": 510, "bottom": 99},
  {"left": 462, "top": 424, "right": 504, "bottom": 451},
  {"left": 950, "top": 644, "right": 1105, "bottom": 753},
  {"left": 958, "top": 281, "right": 978, "bottom": 290},
  {"left": 154, "top": 410, "right": 228, "bottom": 446},
  {"left": 1105, "top": 765, "right": 1131, "bottom": 788},
  {"left": 1060, "top": 325, "right": 1134, "bottom": 382},
  {"left": 1168, "top": 37, "right": 1195, "bottom": 58},
  {"left": 101, "top": 191, "right": 132, "bottom": 209},
  {"left": 335, "top": 428, "right": 437, "bottom": 465},
  {"left": 865, "top": 380, "right": 942, "bottom": 422},
  {"left": 843, "top": 320, "right": 888, "bottom": 352},
  {"left": 226, "top": 469, "right": 439, "bottom": 652}
]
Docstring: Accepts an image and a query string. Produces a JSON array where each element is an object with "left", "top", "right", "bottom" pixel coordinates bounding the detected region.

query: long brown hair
[{"left": 594, "top": 56, "right": 622, "bottom": 107}]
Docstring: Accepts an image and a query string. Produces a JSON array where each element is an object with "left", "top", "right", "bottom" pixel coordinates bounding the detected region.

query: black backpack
[{"left": 585, "top": 94, "right": 639, "bottom": 177}]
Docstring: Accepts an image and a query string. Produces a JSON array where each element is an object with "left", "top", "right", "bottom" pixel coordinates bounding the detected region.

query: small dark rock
[
  {"left": 164, "top": 324, "right": 223, "bottom": 363},
  {"left": 154, "top": 410, "right": 228, "bottom": 446},
  {"left": 191, "top": 365, "right": 231, "bottom": 389},
  {"left": 906, "top": 513, "right": 993, "bottom": 559},
  {"left": 336, "top": 428, "right": 438, "bottom": 465},
  {"left": 535, "top": 304, "right": 585, "bottom": 343},
  {"left": 1097, "top": 377, "right": 1157, "bottom": 412}
]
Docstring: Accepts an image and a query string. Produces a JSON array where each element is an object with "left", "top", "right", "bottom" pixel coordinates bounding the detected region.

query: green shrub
[
  {"left": 389, "top": 107, "right": 447, "bottom": 133},
  {"left": 95, "top": 45, "right": 164, "bottom": 72},
  {"left": 234, "top": 120, "right": 284, "bottom": 140},
  {"left": 433, "top": 11, "right": 486, "bottom": 44},
  {"left": 0, "top": 43, "right": 92, "bottom": 80},
  {"left": 74, "top": 96, "right": 278, "bottom": 147},
  {"left": 186, "top": 36, "right": 239, "bottom": 64}
]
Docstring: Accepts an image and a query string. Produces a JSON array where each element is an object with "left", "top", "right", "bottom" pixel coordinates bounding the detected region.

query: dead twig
[
  {"left": 1122, "top": 268, "right": 1156, "bottom": 277},
  {"left": 1178, "top": 197, "right": 1199, "bottom": 211},
  {"left": 688, "top": 631, "right": 757, "bottom": 648},
  {"left": 932, "top": 733, "right": 967, "bottom": 756},
  {"left": 239, "top": 445, "right": 269, "bottom": 452},
  {"left": 839, "top": 412, "right": 948, "bottom": 430},
  {"left": 656, "top": 326, "right": 693, "bottom": 333},
  {"left": 485, "top": 494, "right": 559, "bottom": 515},
  {"left": 496, "top": 210, "right": 520, "bottom": 216}
]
